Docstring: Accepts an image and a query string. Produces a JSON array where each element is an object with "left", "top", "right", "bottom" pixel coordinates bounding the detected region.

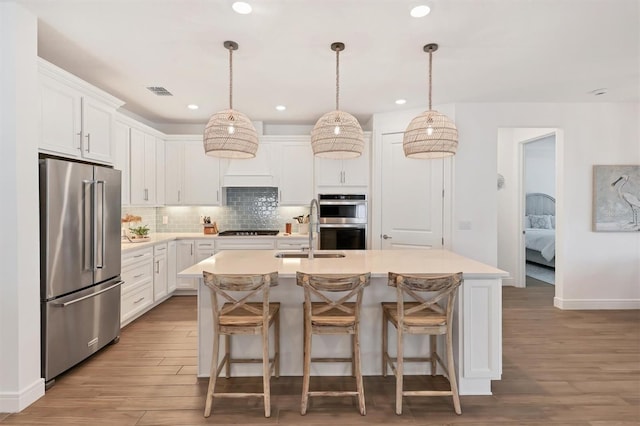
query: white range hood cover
[{"left": 221, "top": 143, "right": 278, "bottom": 187}]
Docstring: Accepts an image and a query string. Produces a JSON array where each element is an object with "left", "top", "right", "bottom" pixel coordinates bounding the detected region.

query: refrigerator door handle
[
  {"left": 83, "top": 179, "right": 94, "bottom": 272},
  {"left": 53, "top": 281, "right": 123, "bottom": 307},
  {"left": 95, "top": 180, "right": 106, "bottom": 269}
]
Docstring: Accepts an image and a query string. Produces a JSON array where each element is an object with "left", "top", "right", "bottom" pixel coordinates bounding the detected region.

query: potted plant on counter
[{"left": 121, "top": 214, "right": 150, "bottom": 241}]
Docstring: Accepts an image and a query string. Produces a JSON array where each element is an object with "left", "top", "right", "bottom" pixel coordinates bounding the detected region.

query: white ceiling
[{"left": 21, "top": 0, "right": 640, "bottom": 127}]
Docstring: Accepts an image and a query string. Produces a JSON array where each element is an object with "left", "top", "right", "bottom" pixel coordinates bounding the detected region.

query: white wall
[
  {"left": 525, "top": 135, "right": 556, "bottom": 197},
  {"left": 0, "top": 2, "right": 44, "bottom": 412},
  {"left": 455, "top": 103, "right": 639, "bottom": 308}
]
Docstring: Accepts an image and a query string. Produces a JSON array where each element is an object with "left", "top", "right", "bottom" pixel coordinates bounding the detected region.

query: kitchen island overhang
[{"left": 179, "top": 249, "right": 507, "bottom": 396}]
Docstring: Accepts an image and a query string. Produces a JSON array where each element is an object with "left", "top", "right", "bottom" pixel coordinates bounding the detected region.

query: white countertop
[
  {"left": 179, "top": 249, "right": 508, "bottom": 279},
  {"left": 121, "top": 232, "right": 308, "bottom": 253}
]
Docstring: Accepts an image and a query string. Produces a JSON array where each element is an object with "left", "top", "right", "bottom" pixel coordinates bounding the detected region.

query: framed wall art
[{"left": 593, "top": 165, "right": 640, "bottom": 232}]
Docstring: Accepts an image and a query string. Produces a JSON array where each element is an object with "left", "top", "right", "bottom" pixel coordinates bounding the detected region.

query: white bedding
[{"left": 525, "top": 228, "right": 556, "bottom": 261}]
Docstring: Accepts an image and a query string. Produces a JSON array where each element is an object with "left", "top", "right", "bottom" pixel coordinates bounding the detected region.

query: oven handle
[
  {"left": 319, "top": 224, "right": 366, "bottom": 229},
  {"left": 318, "top": 200, "right": 367, "bottom": 206}
]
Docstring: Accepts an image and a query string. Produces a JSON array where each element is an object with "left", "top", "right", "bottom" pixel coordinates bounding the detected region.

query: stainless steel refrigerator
[{"left": 39, "top": 158, "right": 122, "bottom": 385}]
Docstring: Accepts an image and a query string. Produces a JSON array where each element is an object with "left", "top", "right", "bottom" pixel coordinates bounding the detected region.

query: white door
[
  {"left": 315, "top": 157, "right": 344, "bottom": 187},
  {"left": 129, "top": 128, "right": 147, "bottom": 205},
  {"left": 175, "top": 240, "right": 195, "bottom": 290},
  {"left": 143, "top": 133, "right": 157, "bottom": 204},
  {"left": 380, "top": 133, "right": 449, "bottom": 249},
  {"left": 342, "top": 135, "right": 370, "bottom": 186},
  {"left": 113, "top": 121, "right": 130, "bottom": 206},
  {"left": 39, "top": 74, "right": 82, "bottom": 158},
  {"left": 164, "top": 141, "right": 184, "bottom": 205},
  {"left": 153, "top": 253, "right": 168, "bottom": 301},
  {"left": 183, "top": 141, "right": 221, "bottom": 205},
  {"left": 280, "top": 142, "right": 314, "bottom": 205}
]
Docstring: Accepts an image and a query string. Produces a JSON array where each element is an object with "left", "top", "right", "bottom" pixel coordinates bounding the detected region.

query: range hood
[{"left": 221, "top": 143, "right": 278, "bottom": 187}]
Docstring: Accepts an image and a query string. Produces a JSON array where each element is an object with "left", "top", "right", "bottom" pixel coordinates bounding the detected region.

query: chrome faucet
[{"left": 308, "top": 198, "right": 320, "bottom": 259}]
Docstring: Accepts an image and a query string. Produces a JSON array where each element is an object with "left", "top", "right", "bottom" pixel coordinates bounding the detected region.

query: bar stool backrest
[
  {"left": 387, "top": 272, "right": 463, "bottom": 327},
  {"left": 296, "top": 272, "right": 371, "bottom": 317},
  {"left": 203, "top": 271, "right": 278, "bottom": 323}
]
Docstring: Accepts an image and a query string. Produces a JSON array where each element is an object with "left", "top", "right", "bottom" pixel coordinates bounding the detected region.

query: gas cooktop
[{"left": 217, "top": 230, "right": 280, "bottom": 236}]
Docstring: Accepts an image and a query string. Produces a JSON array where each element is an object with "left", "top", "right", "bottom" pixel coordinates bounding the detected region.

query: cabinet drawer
[
  {"left": 276, "top": 240, "right": 309, "bottom": 250},
  {"left": 216, "top": 239, "right": 275, "bottom": 250},
  {"left": 121, "top": 261, "right": 153, "bottom": 294},
  {"left": 122, "top": 248, "right": 153, "bottom": 268},
  {"left": 196, "top": 240, "right": 215, "bottom": 250},
  {"left": 121, "top": 282, "right": 153, "bottom": 323},
  {"left": 154, "top": 243, "right": 168, "bottom": 255}
]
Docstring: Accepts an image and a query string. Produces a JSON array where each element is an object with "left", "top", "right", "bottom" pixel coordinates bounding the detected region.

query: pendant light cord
[
  {"left": 428, "top": 49, "right": 432, "bottom": 110},
  {"left": 335, "top": 48, "right": 340, "bottom": 111},
  {"left": 229, "top": 47, "right": 234, "bottom": 110}
]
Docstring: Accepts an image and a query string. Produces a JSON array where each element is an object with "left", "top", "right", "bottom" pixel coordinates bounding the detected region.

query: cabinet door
[
  {"left": 153, "top": 254, "right": 168, "bottom": 301},
  {"left": 113, "top": 121, "right": 130, "bottom": 206},
  {"left": 39, "top": 74, "right": 82, "bottom": 158},
  {"left": 167, "top": 241, "right": 177, "bottom": 294},
  {"left": 183, "top": 141, "right": 221, "bottom": 205},
  {"left": 280, "top": 143, "right": 314, "bottom": 205},
  {"left": 129, "top": 128, "right": 147, "bottom": 205},
  {"left": 342, "top": 136, "right": 369, "bottom": 186},
  {"left": 143, "top": 133, "right": 157, "bottom": 205},
  {"left": 315, "top": 157, "right": 344, "bottom": 187},
  {"left": 164, "top": 141, "right": 184, "bottom": 205},
  {"left": 81, "top": 97, "right": 113, "bottom": 164},
  {"left": 155, "top": 139, "right": 165, "bottom": 205},
  {"left": 175, "top": 240, "right": 196, "bottom": 290}
]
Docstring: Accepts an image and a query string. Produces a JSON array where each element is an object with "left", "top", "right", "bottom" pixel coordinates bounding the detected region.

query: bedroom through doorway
[{"left": 497, "top": 128, "right": 559, "bottom": 295}]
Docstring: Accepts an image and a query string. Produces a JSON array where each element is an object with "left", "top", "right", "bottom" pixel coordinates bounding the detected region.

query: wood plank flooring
[{"left": 2, "top": 283, "right": 639, "bottom": 425}]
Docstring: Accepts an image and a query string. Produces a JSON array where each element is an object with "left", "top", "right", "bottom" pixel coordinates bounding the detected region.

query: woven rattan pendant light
[
  {"left": 311, "top": 42, "right": 364, "bottom": 159},
  {"left": 203, "top": 41, "right": 258, "bottom": 159},
  {"left": 403, "top": 43, "right": 458, "bottom": 159}
]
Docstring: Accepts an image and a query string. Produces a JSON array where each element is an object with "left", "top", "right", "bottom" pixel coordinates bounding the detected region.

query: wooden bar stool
[
  {"left": 382, "top": 272, "right": 463, "bottom": 415},
  {"left": 296, "top": 271, "right": 371, "bottom": 415},
  {"left": 202, "top": 271, "right": 280, "bottom": 418}
]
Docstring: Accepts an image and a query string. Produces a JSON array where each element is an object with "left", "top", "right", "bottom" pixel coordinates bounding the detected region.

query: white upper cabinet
[
  {"left": 271, "top": 136, "right": 314, "bottom": 205},
  {"left": 130, "top": 128, "right": 157, "bottom": 205},
  {"left": 113, "top": 120, "right": 130, "bottom": 206},
  {"left": 38, "top": 59, "right": 123, "bottom": 164},
  {"left": 165, "top": 138, "right": 221, "bottom": 206},
  {"left": 315, "top": 133, "right": 371, "bottom": 189}
]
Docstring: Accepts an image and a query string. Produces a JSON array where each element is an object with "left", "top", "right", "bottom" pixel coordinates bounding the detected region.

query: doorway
[{"left": 497, "top": 128, "right": 560, "bottom": 298}]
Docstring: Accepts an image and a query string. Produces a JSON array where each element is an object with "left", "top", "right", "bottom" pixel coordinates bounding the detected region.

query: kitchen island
[{"left": 179, "top": 249, "right": 507, "bottom": 395}]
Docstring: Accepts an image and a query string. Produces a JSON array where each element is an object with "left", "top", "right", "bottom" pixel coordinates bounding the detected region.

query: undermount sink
[{"left": 274, "top": 252, "right": 346, "bottom": 259}]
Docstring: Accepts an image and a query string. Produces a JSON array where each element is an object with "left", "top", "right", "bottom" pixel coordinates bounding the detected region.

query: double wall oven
[{"left": 318, "top": 194, "right": 367, "bottom": 250}]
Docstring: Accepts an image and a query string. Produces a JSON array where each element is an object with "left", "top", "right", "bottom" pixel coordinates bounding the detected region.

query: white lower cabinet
[
  {"left": 121, "top": 247, "right": 154, "bottom": 325},
  {"left": 196, "top": 240, "right": 216, "bottom": 262},
  {"left": 216, "top": 238, "right": 276, "bottom": 251},
  {"left": 176, "top": 240, "right": 197, "bottom": 290},
  {"left": 167, "top": 241, "right": 177, "bottom": 293},
  {"left": 153, "top": 243, "right": 168, "bottom": 301},
  {"left": 276, "top": 238, "right": 309, "bottom": 250}
]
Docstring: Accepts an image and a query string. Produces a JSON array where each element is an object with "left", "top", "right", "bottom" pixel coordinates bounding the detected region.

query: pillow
[
  {"left": 524, "top": 216, "right": 531, "bottom": 228},
  {"left": 529, "top": 214, "right": 552, "bottom": 229}
]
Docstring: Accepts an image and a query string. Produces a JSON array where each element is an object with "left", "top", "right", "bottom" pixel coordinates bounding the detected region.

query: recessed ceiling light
[
  {"left": 232, "top": 2, "right": 252, "bottom": 14},
  {"left": 395, "top": 99, "right": 407, "bottom": 105},
  {"left": 187, "top": 104, "right": 199, "bottom": 110},
  {"left": 410, "top": 5, "right": 431, "bottom": 18},
  {"left": 275, "top": 105, "right": 286, "bottom": 111}
]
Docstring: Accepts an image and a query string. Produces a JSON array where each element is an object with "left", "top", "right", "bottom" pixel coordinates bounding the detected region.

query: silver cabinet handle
[
  {"left": 77, "top": 132, "right": 83, "bottom": 150},
  {"left": 382, "top": 234, "right": 392, "bottom": 240},
  {"left": 85, "top": 133, "right": 91, "bottom": 152},
  {"left": 216, "top": 189, "right": 219, "bottom": 202},
  {"left": 133, "top": 297, "right": 145, "bottom": 304},
  {"left": 134, "top": 254, "right": 144, "bottom": 258},
  {"left": 155, "top": 260, "right": 160, "bottom": 274},
  {"left": 144, "top": 188, "right": 148, "bottom": 201},
  {"left": 133, "top": 273, "right": 144, "bottom": 278},
  {"left": 178, "top": 189, "right": 181, "bottom": 202},
  {"left": 279, "top": 190, "right": 282, "bottom": 201},
  {"left": 191, "top": 245, "right": 193, "bottom": 256}
]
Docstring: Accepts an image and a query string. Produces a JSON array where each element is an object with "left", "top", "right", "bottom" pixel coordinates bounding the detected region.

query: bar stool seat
[
  {"left": 203, "top": 271, "right": 280, "bottom": 418},
  {"left": 382, "top": 272, "right": 463, "bottom": 416},
  {"left": 296, "top": 271, "right": 371, "bottom": 416}
]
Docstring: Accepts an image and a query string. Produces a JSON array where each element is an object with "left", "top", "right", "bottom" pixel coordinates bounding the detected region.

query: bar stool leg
[
  {"left": 274, "top": 310, "right": 280, "bottom": 378},
  {"left": 395, "top": 328, "right": 403, "bottom": 415},
  {"left": 446, "top": 326, "right": 462, "bottom": 415},
  {"left": 262, "top": 324, "right": 271, "bottom": 417},
  {"left": 301, "top": 313, "right": 312, "bottom": 415},
  {"left": 351, "top": 334, "right": 356, "bottom": 378},
  {"left": 204, "top": 332, "right": 221, "bottom": 417},
  {"left": 353, "top": 327, "right": 366, "bottom": 415},
  {"left": 382, "top": 311, "right": 388, "bottom": 377},
  {"left": 430, "top": 335, "right": 437, "bottom": 376},
  {"left": 224, "top": 335, "right": 231, "bottom": 378}
]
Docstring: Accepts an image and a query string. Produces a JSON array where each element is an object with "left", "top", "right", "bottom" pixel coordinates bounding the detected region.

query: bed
[{"left": 525, "top": 193, "right": 556, "bottom": 268}]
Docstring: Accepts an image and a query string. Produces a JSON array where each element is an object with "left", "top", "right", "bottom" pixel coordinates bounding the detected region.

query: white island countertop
[{"left": 179, "top": 249, "right": 507, "bottom": 279}]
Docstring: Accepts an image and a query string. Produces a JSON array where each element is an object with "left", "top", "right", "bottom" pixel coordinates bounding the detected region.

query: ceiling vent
[{"left": 146, "top": 86, "right": 173, "bottom": 96}]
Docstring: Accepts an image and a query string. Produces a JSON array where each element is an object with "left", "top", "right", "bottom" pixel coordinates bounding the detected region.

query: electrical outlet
[
  {"left": 199, "top": 215, "right": 204, "bottom": 224},
  {"left": 162, "top": 216, "right": 169, "bottom": 225}
]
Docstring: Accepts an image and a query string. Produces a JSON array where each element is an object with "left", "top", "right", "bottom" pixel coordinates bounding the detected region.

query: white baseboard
[
  {"left": 554, "top": 297, "right": 640, "bottom": 310},
  {"left": 501, "top": 277, "right": 517, "bottom": 287},
  {"left": 0, "top": 378, "right": 44, "bottom": 413}
]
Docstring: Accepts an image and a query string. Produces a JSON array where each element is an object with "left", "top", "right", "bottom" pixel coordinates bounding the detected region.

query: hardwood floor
[{"left": 2, "top": 284, "right": 639, "bottom": 425}]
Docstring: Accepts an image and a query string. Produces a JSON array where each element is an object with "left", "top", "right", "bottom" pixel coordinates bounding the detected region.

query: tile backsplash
[{"left": 122, "top": 188, "right": 309, "bottom": 234}]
